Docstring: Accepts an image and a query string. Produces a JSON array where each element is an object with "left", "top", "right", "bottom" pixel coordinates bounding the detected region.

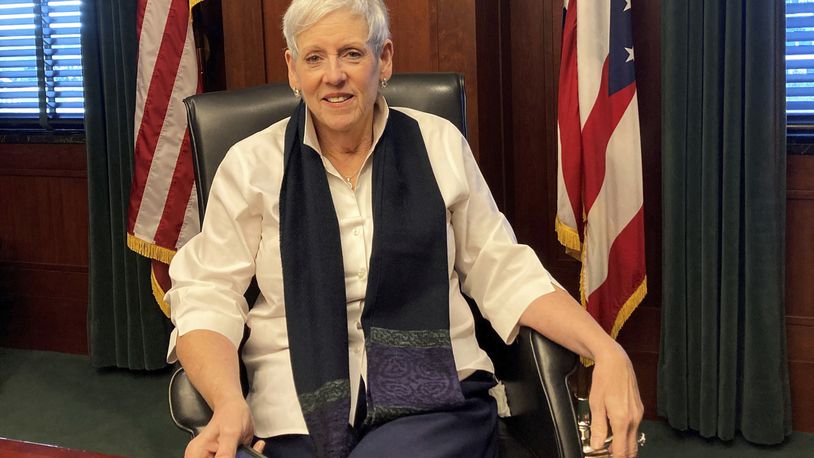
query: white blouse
[{"left": 165, "top": 97, "right": 559, "bottom": 437}]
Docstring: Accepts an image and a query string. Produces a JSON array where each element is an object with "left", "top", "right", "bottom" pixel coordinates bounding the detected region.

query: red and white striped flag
[
  {"left": 127, "top": 0, "right": 203, "bottom": 316},
  {"left": 556, "top": 0, "right": 647, "bottom": 340}
]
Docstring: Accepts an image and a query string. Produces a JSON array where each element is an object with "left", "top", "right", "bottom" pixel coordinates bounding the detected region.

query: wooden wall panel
[
  {"left": 789, "top": 362, "right": 814, "bottom": 433},
  {"left": 389, "top": 0, "right": 438, "bottom": 72},
  {"left": 631, "top": 0, "right": 662, "bottom": 311},
  {"left": 506, "top": 0, "right": 562, "bottom": 262},
  {"left": 618, "top": 308, "right": 661, "bottom": 418},
  {"left": 0, "top": 265, "right": 88, "bottom": 355},
  {"left": 0, "top": 143, "right": 89, "bottom": 355},
  {"left": 0, "top": 176, "right": 88, "bottom": 265},
  {"left": 786, "top": 154, "right": 814, "bottom": 433},
  {"left": 262, "top": 0, "right": 289, "bottom": 83},
  {"left": 259, "top": 1, "right": 444, "bottom": 81},
  {"left": 259, "top": 0, "right": 446, "bottom": 86},
  {"left": 628, "top": 351, "right": 659, "bottom": 419},
  {"left": 474, "top": 0, "right": 509, "bottom": 208},
  {"left": 252, "top": 0, "right": 445, "bottom": 86},
  {"left": 437, "top": 0, "right": 479, "bottom": 156},
  {"left": 222, "top": 0, "right": 266, "bottom": 88},
  {"left": 787, "top": 157, "right": 814, "bottom": 319}
]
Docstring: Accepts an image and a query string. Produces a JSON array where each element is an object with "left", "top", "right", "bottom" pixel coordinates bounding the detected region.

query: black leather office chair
[{"left": 170, "top": 73, "right": 582, "bottom": 458}]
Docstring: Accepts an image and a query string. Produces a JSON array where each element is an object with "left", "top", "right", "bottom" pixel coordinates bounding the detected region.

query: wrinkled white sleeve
[
  {"left": 450, "top": 134, "right": 561, "bottom": 344},
  {"left": 165, "top": 144, "right": 263, "bottom": 362}
]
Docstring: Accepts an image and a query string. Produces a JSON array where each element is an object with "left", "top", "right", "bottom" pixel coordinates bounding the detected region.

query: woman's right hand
[{"left": 184, "top": 396, "right": 255, "bottom": 458}]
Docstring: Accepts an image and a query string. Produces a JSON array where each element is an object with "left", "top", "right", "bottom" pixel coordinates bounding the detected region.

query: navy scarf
[{"left": 279, "top": 102, "right": 464, "bottom": 457}]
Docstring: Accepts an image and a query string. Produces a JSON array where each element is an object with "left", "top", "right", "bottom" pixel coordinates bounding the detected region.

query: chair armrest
[
  {"left": 501, "top": 327, "right": 583, "bottom": 458},
  {"left": 168, "top": 365, "right": 213, "bottom": 437}
]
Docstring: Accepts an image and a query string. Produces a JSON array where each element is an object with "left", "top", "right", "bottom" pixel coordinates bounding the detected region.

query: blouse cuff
[
  {"left": 166, "top": 308, "right": 246, "bottom": 363},
  {"left": 490, "top": 275, "right": 557, "bottom": 344}
]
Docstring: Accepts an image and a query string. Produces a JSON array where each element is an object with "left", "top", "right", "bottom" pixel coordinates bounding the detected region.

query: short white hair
[{"left": 283, "top": 0, "right": 391, "bottom": 58}]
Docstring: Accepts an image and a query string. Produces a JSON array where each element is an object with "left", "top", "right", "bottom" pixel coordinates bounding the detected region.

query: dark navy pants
[{"left": 259, "top": 371, "right": 499, "bottom": 458}]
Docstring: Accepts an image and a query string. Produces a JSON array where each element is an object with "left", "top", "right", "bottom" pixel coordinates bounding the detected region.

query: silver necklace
[{"left": 341, "top": 164, "right": 364, "bottom": 188}]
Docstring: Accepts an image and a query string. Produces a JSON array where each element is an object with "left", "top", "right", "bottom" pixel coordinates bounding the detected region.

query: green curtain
[
  {"left": 658, "top": 0, "right": 791, "bottom": 444},
  {"left": 82, "top": 0, "right": 172, "bottom": 370}
]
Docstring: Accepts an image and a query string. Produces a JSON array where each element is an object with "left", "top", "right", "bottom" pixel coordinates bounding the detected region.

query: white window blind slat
[
  {"left": 787, "top": 0, "right": 814, "bottom": 119},
  {"left": 0, "top": 0, "right": 84, "bottom": 128}
]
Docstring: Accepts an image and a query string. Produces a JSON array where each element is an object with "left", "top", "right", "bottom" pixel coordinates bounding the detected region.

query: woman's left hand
[
  {"left": 517, "top": 290, "right": 644, "bottom": 456},
  {"left": 588, "top": 342, "right": 644, "bottom": 457}
]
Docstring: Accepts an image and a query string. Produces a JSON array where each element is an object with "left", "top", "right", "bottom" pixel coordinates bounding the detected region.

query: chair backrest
[{"left": 184, "top": 72, "right": 467, "bottom": 220}]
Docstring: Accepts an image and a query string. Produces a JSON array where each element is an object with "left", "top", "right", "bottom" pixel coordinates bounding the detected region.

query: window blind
[
  {"left": 787, "top": 0, "right": 814, "bottom": 124},
  {"left": 0, "top": 0, "right": 83, "bottom": 129}
]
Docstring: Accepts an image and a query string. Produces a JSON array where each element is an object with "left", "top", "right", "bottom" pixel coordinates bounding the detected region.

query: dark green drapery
[
  {"left": 658, "top": 0, "right": 791, "bottom": 444},
  {"left": 82, "top": 0, "right": 172, "bottom": 370}
]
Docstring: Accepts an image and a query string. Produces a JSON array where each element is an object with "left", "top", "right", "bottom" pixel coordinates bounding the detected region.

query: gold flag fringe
[
  {"left": 127, "top": 233, "right": 176, "bottom": 264},
  {"left": 555, "top": 217, "right": 647, "bottom": 366},
  {"left": 579, "top": 276, "right": 648, "bottom": 367},
  {"left": 555, "top": 216, "right": 582, "bottom": 254},
  {"left": 151, "top": 267, "right": 171, "bottom": 318},
  {"left": 127, "top": 234, "right": 176, "bottom": 317},
  {"left": 580, "top": 356, "right": 595, "bottom": 367},
  {"left": 579, "top": 246, "right": 592, "bottom": 367},
  {"left": 579, "top": 243, "right": 588, "bottom": 309},
  {"left": 610, "top": 276, "right": 647, "bottom": 340},
  {"left": 189, "top": 0, "right": 206, "bottom": 10}
]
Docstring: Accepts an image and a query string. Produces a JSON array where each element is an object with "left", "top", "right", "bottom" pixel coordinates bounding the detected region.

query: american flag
[
  {"left": 556, "top": 0, "right": 647, "bottom": 340},
  {"left": 126, "top": 0, "right": 203, "bottom": 316}
]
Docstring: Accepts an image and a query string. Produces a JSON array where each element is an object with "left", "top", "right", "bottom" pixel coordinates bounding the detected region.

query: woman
[{"left": 168, "top": 1, "right": 644, "bottom": 457}]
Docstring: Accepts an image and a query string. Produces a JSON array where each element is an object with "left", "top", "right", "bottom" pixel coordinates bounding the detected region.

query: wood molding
[
  {"left": 0, "top": 260, "right": 87, "bottom": 273},
  {"left": 0, "top": 169, "right": 86, "bottom": 178},
  {"left": 788, "top": 189, "right": 814, "bottom": 200},
  {"left": 788, "top": 316, "right": 814, "bottom": 327},
  {"left": 0, "top": 143, "right": 86, "bottom": 175},
  {"left": 0, "top": 265, "right": 87, "bottom": 302}
]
